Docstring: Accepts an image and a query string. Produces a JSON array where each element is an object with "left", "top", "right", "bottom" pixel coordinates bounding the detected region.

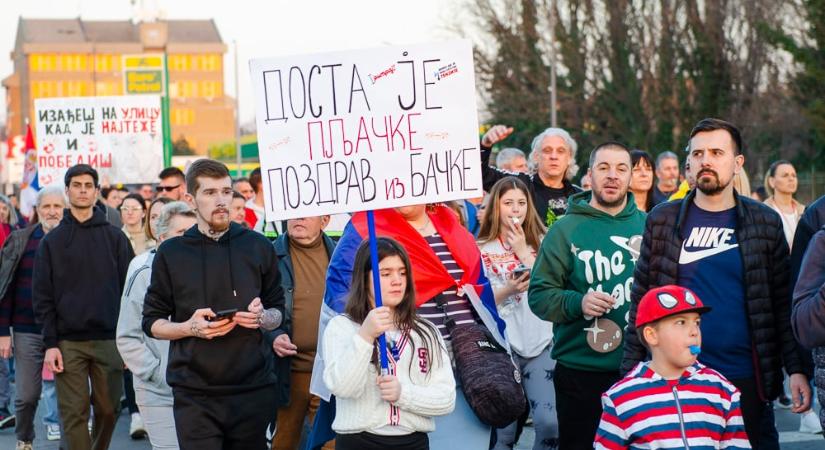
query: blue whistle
[{"left": 689, "top": 345, "right": 701, "bottom": 355}]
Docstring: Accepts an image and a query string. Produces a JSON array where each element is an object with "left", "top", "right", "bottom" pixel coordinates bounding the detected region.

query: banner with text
[
  {"left": 35, "top": 96, "right": 163, "bottom": 186},
  {"left": 250, "top": 40, "right": 482, "bottom": 221}
]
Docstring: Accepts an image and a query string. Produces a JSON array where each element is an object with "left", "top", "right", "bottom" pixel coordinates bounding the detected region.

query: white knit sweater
[{"left": 322, "top": 315, "right": 456, "bottom": 434}]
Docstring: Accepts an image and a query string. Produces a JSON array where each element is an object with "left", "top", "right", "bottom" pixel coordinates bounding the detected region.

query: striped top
[
  {"left": 417, "top": 233, "right": 479, "bottom": 344},
  {"left": 594, "top": 362, "right": 751, "bottom": 450}
]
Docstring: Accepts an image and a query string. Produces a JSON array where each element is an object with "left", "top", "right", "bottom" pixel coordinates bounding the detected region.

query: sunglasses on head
[{"left": 156, "top": 184, "right": 181, "bottom": 192}]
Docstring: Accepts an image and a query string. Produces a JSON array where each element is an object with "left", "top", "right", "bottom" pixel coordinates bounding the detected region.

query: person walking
[
  {"left": 142, "top": 159, "right": 285, "bottom": 450},
  {"left": 0, "top": 186, "right": 66, "bottom": 449},
  {"left": 117, "top": 201, "right": 198, "bottom": 450},
  {"left": 33, "top": 164, "right": 134, "bottom": 450}
]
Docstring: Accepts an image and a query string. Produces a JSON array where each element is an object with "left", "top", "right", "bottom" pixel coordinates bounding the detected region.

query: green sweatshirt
[{"left": 528, "top": 191, "right": 646, "bottom": 372}]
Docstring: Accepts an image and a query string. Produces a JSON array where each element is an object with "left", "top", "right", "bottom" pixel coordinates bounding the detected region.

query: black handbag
[{"left": 435, "top": 295, "right": 526, "bottom": 428}]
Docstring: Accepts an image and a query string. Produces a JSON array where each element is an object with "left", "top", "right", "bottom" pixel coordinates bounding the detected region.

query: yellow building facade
[{"left": 3, "top": 18, "right": 234, "bottom": 155}]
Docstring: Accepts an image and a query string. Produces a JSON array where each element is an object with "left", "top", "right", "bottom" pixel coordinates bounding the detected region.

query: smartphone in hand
[
  {"left": 512, "top": 265, "right": 530, "bottom": 279},
  {"left": 208, "top": 308, "right": 238, "bottom": 322}
]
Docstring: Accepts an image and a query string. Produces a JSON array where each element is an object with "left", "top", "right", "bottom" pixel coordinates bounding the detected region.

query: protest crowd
[
  {"left": 0, "top": 47, "right": 825, "bottom": 450},
  {"left": 2, "top": 104, "right": 825, "bottom": 450}
]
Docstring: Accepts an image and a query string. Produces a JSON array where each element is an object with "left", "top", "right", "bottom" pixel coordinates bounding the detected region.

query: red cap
[{"left": 636, "top": 285, "right": 711, "bottom": 328}]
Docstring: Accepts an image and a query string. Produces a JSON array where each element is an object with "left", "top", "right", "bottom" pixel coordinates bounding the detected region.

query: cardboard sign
[
  {"left": 35, "top": 95, "right": 163, "bottom": 186},
  {"left": 250, "top": 40, "right": 482, "bottom": 221}
]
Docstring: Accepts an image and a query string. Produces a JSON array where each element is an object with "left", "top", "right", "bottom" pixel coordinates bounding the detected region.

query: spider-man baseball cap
[{"left": 636, "top": 285, "right": 712, "bottom": 328}]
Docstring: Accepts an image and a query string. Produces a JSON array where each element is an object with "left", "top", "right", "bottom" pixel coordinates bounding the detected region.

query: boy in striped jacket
[{"left": 594, "top": 285, "right": 751, "bottom": 449}]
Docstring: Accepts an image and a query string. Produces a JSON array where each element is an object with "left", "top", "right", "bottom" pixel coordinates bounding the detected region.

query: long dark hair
[
  {"left": 345, "top": 237, "right": 443, "bottom": 376},
  {"left": 631, "top": 150, "right": 655, "bottom": 212}
]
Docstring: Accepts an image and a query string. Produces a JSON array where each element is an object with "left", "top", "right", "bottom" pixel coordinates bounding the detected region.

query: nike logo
[
  {"left": 266, "top": 422, "right": 276, "bottom": 442},
  {"left": 679, "top": 242, "right": 739, "bottom": 264}
]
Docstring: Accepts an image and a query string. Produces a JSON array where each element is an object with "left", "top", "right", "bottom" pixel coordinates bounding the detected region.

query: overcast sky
[{"left": 0, "top": 0, "right": 466, "bottom": 125}]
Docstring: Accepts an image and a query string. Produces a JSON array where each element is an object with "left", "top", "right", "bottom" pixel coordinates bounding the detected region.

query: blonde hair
[{"left": 733, "top": 169, "right": 751, "bottom": 197}]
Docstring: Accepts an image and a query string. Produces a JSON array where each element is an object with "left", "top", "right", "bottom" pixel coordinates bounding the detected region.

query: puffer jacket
[
  {"left": 621, "top": 189, "right": 804, "bottom": 401},
  {"left": 790, "top": 227, "right": 825, "bottom": 430}
]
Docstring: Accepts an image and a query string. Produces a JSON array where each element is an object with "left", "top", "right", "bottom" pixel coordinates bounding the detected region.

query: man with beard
[
  {"left": 529, "top": 142, "right": 646, "bottom": 449},
  {"left": 156, "top": 167, "right": 187, "bottom": 201},
  {"left": 0, "top": 186, "right": 66, "bottom": 448},
  {"left": 142, "top": 159, "right": 285, "bottom": 450},
  {"left": 622, "top": 118, "right": 811, "bottom": 448},
  {"left": 34, "top": 164, "right": 134, "bottom": 450}
]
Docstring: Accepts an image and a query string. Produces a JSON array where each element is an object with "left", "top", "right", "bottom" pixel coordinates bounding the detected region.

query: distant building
[{"left": 2, "top": 17, "right": 234, "bottom": 155}]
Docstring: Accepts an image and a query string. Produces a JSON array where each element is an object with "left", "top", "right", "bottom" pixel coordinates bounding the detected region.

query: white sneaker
[
  {"left": 46, "top": 423, "right": 61, "bottom": 441},
  {"left": 16, "top": 441, "right": 33, "bottom": 450},
  {"left": 799, "top": 410, "right": 823, "bottom": 434},
  {"left": 130, "top": 412, "right": 147, "bottom": 439}
]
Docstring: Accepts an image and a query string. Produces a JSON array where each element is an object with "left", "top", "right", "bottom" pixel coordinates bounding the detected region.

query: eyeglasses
[{"left": 156, "top": 184, "right": 181, "bottom": 192}]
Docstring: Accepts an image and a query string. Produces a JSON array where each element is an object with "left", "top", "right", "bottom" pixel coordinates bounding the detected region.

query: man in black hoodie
[
  {"left": 33, "top": 164, "right": 134, "bottom": 450},
  {"left": 142, "top": 159, "right": 284, "bottom": 450}
]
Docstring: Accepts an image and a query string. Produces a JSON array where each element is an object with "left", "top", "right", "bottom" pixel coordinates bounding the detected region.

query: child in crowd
[
  {"left": 476, "top": 176, "right": 557, "bottom": 450},
  {"left": 594, "top": 285, "right": 751, "bottom": 449},
  {"left": 322, "top": 237, "right": 455, "bottom": 450}
]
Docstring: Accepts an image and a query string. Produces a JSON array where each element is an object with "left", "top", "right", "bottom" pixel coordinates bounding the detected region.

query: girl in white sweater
[{"left": 323, "top": 237, "right": 455, "bottom": 450}]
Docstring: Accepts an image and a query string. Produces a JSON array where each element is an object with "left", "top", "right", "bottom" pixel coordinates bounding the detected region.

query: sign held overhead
[
  {"left": 250, "top": 40, "right": 482, "bottom": 221},
  {"left": 35, "top": 95, "right": 164, "bottom": 186}
]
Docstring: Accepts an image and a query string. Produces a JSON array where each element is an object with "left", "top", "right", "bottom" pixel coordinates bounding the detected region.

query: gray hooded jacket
[{"left": 116, "top": 250, "right": 172, "bottom": 407}]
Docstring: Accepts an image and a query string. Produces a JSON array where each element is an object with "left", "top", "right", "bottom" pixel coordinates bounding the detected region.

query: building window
[
  {"left": 171, "top": 108, "right": 195, "bottom": 126},
  {"left": 180, "top": 81, "right": 198, "bottom": 98},
  {"left": 95, "top": 81, "right": 121, "bottom": 96},
  {"left": 95, "top": 54, "right": 118, "bottom": 72},
  {"left": 30, "top": 54, "right": 58, "bottom": 71},
  {"left": 32, "top": 81, "right": 58, "bottom": 98},
  {"left": 200, "top": 81, "right": 222, "bottom": 98},
  {"left": 58, "top": 54, "right": 87, "bottom": 71},
  {"left": 169, "top": 54, "right": 190, "bottom": 71}
]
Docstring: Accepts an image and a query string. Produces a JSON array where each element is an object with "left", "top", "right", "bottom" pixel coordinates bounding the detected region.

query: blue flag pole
[{"left": 366, "top": 210, "right": 390, "bottom": 374}]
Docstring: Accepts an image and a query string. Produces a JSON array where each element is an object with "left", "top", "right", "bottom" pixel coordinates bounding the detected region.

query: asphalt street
[{"left": 0, "top": 388, "right": 820, "bottom": 449}]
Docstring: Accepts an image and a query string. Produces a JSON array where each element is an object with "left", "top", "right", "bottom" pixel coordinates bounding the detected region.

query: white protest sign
[
  {"left": 250, "top": 40, "right": 482, "bottom": 221},
  {"left": 34, "top": 95, "right": 163, "bottom": 186}
]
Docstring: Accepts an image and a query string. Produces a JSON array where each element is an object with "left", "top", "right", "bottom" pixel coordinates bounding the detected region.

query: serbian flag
[
  {"left": 19, "top": 124, "right": 40, "bottom": 219},
  {"left": 306, "top": 204, "right": 505, "bottom": 449}
]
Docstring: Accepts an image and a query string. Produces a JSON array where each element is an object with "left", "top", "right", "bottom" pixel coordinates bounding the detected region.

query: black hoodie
[
  {"left": 142, "top": 222, "right": 284, "bottom": 394},
  {"left": 33, "top": 207, "right": 134, "bottom": 348}
]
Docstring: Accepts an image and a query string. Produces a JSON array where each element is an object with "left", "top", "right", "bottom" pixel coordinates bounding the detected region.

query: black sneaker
[{"left": 0, "top": 409, "right": 16, "bottom": 429}]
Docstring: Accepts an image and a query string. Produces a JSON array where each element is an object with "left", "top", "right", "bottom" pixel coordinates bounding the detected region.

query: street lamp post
[{"left": 549, "top": 0, "right": 558, "bottom": 128}]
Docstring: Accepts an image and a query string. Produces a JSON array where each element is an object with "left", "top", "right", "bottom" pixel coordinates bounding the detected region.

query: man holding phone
[
  {"left": 529, "top": 142, "right": 646, "bottom": 448},
  {"left": 142, "top": 159, "right": 285, "bottom": 450}
]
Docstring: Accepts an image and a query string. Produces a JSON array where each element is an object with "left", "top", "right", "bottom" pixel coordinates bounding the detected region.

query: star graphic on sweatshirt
[
  {"left": 583, "top": 318, "right": 605, "bottom": 343},
  {"left": 570, "top": 243, "right": 579, "bottom": 255}
]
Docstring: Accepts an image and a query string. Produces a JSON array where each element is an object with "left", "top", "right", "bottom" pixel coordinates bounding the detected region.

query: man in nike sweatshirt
[
  {"left": 33, "top": 164, "right": 135, "bottom": 450},
  {"left": 529, "top": 142, "right": 646, "bottom": 449},
  {"left": 142, "top": 159, "right": 284, "bottom": 450}
]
